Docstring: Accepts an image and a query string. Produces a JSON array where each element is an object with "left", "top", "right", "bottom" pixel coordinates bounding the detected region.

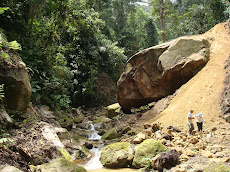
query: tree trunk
[{"left": 160, "top": 0, "right": 166, "bottom": 43}]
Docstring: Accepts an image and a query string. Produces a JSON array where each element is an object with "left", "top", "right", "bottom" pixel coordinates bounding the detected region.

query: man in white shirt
[
  {"left": 187, "top": 110, "right": 195, "bottom": 135},
  {"left": 194, "top": 112, "right": 205, "bottom": 134}
]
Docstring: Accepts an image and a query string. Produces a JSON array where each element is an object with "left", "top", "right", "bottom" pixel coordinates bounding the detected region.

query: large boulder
[
  {"left": 100, "top": 142, "right": 135, "bottom": 168},
  {"left": 132, "top": 139, "right": 167, "bottom": 168},
  {"left": 0, "top": 60, "right": 31, "bottom": 115},
  {"left": 117, "top": 36, "right": 209, "bottom": 111}
]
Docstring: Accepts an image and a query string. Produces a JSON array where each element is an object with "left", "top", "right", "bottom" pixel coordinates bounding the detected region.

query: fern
[{"left": 8, "top": 41, "right": 22, "bottom": 50}]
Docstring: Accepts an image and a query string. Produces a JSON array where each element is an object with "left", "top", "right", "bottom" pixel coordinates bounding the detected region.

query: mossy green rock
[
  {"left": 61, "top": 118, "right": 73, "bottom": 128},
  {"left": 100, "top": 142, "right": 134, "bottom": 168},
  {"left": 204, "top": 162, "right": 230, "bottom": 172},
  {"left": 72, "top": 166, "right": 87, "bottom": 172},
  {"left": 122, "top": 125, "right": 132, "bottom": 134},
  {"left": 73, "top": 115, "right": 84, "bottom": 123},
  {"left": 102, "top": 128, "right": 118, "bottom": 140},
  {"left": 132, "top": 139, "right": 167, "bottom": 168},
  {"left": 37, "top": 158, "right": 87, "bottom": 172},
  {"left": 74, "top": 146, "right": 90, "bottom": 160},
  {"left": 107, "top": 103, "right": 121, "bottom": 119}
]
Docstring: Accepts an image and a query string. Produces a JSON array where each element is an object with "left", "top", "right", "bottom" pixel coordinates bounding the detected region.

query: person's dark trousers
[
  {"left": 188, "top": 123, "right": 194, "bottom": 135},
  {"left": 197, "top": 122, "right": 203, "bottom": 131}
]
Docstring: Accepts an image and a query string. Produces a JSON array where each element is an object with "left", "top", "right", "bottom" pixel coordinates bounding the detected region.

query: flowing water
[
  {"left": 84, "top": 122, "right": 138, "bottom": 172},
  {"left": 83, "top": 122, "right": 103, "bottom": 171}
]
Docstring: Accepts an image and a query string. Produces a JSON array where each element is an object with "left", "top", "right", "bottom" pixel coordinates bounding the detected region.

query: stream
[
  {"left": 83, "top": 122, "right": 138, "bottom": 172},
  {"left": 83, "top": 122, "right": 103, "bottom": 171}
]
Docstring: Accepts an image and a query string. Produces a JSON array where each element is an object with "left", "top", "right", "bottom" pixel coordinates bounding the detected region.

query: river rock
[
  {"left": 200, "top": 150, "right": 214, "bottom": 158},
  {"left": 106, "top": 103, "right": 121, "bottom": 119},
  {"left": 162, "top": 133, "right": 173, "bottom": 141},
  {"left": 152, "top": 122, "right": 160, "bottom": 132},
  {"left": 121, "top": 125, "right": 132, "bottom": 134},
  {"left": 117, "top": 36, "right": 209, "bottom": 111},
  {"left": 37, "top": 105, "right": 56, "bottom": 119},
  {"left": 100, "top": 142, "right": 135, "bottom": 168},
  {"left": 209, "top": 144, "right": 223, "bottom": 154},
  {"left": 0, "top": 165, "right": 23, "bottom": 172},
  {"left": 132, "top": 139, "right": 167, "bottom": 168},
  {"left": 102, "top": 128, "right": 118, "bottom": 140},
  {"left": 0, "top": 54, "right": 31, "bottom": 115},
  {"left": 0, "top": 108, "right": 13, "bottom": 127},
  {"left": 152, "top": 149, "right": 180, "bottom": 171},
  {"left": 36, "top": 158, "right": 87, "bottom": 172},
  {"left": 133, "top": 132, "right": 147, "bottom": 144},
  {"left": 144, "top": 123, "right": 152, "bottom": 129}
]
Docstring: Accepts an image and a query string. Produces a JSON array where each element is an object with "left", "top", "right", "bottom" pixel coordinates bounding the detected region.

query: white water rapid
[{"left": 84, "top": 122, "right": 103, "bottom": 171}]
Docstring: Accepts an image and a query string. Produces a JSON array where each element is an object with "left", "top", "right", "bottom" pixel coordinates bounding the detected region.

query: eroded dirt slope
[{"left": 146, "top": 22, "right": 230, "bottom": 135}]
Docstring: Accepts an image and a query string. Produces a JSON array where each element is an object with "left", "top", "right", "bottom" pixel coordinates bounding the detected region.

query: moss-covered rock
[
  {"left": 100, "top": 142, "right": 135, "bottom": 168},
  {"left": 58, "top": 147, "right": 73, "bottom": 162},
  {"left": 60, "top": 117, "right": 73, "bottom": 129},
  {"left": 72, "top": 166, "right": 87, "bottom": 172},
  {"left": 107, "top": 103, "right": 121, "bottom": 119},
  {"left": 74, "top": 146, "right": 90, "bottom": 160},
  {"left": 102, "top": 128, "right": 118, "bottom": 140},
  {"left": 36, "top": 158, "right": 87, "bottom": 172},
  {"left": 132, "top": 139, "right": 167, "bottom": 168},
  {"left": 93, "top": 116, "right": 113, "bottom": 130},
  {"left": 127, "top": 130, "right": 136, "bottom": 136},
  {"left": 93, "top": 117, "right": 104, "bottom": 123},
  {"left": 204, "top": 162, "right": 230, "bottom": 172},
  {"left": 122, "top": 125, "right": 132, "bottom": 134},
  {"left": 73, "top": 115, "right": 84, "bottom": 123}
]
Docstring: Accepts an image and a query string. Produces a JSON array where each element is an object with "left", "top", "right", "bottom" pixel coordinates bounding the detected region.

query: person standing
[
  {"left": 187, "top": 110, "right": 195, "bottom": 135},
  {"left": 194, "top": 112, "right": 205, "bottom": 134}
]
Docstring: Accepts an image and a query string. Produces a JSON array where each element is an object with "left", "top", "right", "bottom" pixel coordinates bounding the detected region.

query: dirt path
[{"left": 145, "top": 23, "right": 230, "bottom": 132}]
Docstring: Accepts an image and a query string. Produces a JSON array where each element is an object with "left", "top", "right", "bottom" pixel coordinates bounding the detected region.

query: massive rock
[
  {"left": 0, "top": 60, "right": 31, "bottom": 115},
  {"left": 117, "top": 36, "right": 210, "bottom": 111}
]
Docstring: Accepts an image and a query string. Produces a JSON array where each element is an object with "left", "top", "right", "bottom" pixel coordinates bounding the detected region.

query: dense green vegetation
[{"left": 0, "top": 1, "right": 229, "bottom": 110}]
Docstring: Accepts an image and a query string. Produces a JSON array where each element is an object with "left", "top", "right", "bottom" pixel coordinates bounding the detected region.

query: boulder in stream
[
  {"left": 100, "top": 142, "right": 135, "bottom": 168},
  {"left": 132, "top": 139, "right": 167, "bottom": 168}
]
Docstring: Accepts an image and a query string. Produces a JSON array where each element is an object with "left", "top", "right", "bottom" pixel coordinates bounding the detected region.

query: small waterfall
[
  {"left": 84, "top": 122, "right": 103, "bottom": 171},
  {"left": 88, "top": 122, "right": 102, "bottom": 140}
]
